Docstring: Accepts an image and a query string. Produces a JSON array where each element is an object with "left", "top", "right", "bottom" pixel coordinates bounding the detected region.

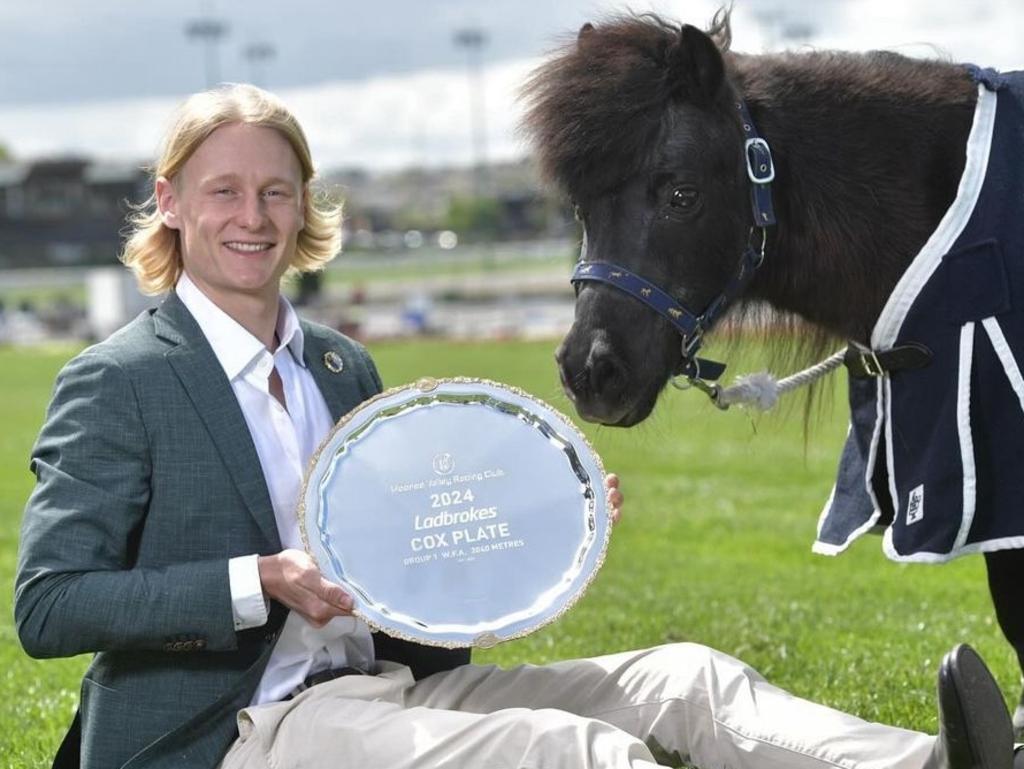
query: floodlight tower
[
  {"left": 185, "top": 17, "right": 229, "bottom": 88},
  {"left": 453, "top": 27, "right": 489, "bottom": 198},
  {"left": 244, "top": 42, "right": 276, "bottom": 88}
]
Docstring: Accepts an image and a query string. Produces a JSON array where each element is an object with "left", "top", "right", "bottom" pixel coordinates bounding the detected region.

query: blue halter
[{"left": 571, "top": 98, "right": 776, "bottom": 383}]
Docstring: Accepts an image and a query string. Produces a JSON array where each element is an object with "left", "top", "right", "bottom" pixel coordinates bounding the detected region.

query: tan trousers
[{"left": 219, "top": 643, "right": 934, "bottom": 769}]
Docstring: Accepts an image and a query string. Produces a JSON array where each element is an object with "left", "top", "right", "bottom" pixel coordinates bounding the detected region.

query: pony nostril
[
  {"left": 557, "top": 361, "right": 576, "bottom": 400},
  {"left": 588, "top": 350, "right": 625, "bottom": 400},
  {"left": 556, "top": 338, "right": 593, "bottom": 402},
  {"left": 556, "top": 353, "right": 584, "bottom": 401}
]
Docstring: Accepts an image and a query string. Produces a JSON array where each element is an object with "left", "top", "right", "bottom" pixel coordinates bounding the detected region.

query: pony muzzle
[{"left": 555, "top": 331, "right": 633, "bottom": 424}]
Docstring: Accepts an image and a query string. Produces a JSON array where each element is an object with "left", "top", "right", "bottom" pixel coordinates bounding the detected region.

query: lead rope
[{"left": 678, "top": 349, "right": 846, "bottom": 411}]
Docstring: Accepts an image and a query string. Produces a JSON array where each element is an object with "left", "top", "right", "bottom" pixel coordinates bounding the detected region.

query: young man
[{"left": 15, "top": 85, "right": 1015, "bottom": 769}]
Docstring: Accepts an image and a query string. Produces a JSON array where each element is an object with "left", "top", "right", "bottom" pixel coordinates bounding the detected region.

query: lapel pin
[{"left": 323, "top": 351, "right": 344, "bottom": 373}]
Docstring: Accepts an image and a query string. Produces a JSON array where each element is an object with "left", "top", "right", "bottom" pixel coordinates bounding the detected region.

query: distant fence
[{"left": 0, "top": 239, "right": 581, "bottom": 344}]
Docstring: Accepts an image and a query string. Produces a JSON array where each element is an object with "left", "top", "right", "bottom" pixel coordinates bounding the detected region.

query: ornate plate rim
[{"left": 297, "top": 376, "right": 610, "bottom": 648}]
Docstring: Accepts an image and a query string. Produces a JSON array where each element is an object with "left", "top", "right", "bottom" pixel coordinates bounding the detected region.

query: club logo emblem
[
  {"left": 432, "top": 453, "right": 455, "bottom": 476},
  {"left": 323, "top": 351, "right": 344, "bottom": 373}
]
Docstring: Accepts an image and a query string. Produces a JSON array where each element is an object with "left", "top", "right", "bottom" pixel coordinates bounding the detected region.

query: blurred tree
[
  {"left": 392, "top": 207, "right": 438, "bottom": 233},
  {"left": 445, "top": 196, "right": 500, "bottom": 239},
  {"left": 295, "top": 271, "right": 322, "bottom": 306},
  {"left": 0, "top": 142, "right": 13, "bottom": 162}
]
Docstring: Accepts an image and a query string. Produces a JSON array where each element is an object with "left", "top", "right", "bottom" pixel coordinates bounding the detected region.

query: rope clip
[{"left": 671, "top": 374, "right": 728, "bottom": 409}]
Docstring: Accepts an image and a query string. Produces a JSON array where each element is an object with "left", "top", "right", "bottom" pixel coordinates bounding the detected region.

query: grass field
[{"left": 0, "top": 338, "right": 1016, "bottom": 767}]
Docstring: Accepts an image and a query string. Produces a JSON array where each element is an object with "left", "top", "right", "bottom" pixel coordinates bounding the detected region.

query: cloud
[
  {"left": 815, "top": 0, "right": 1024, "bottom": 66},
  {"left": 0, "top": 59, "right": 537, "bottom": 172},
  {"left": 0, "top": 0, "right": 1019, "bottom": 172},
  {"left": 286, "top": 58, "right": 538, "bottom": 171}
]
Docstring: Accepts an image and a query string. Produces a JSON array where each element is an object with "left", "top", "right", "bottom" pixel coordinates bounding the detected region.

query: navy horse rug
[{"left": 817, "top": 67, "right": 1024, "bottom": 562}]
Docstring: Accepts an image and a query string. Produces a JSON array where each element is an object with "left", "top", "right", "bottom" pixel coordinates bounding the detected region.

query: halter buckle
[
  {"left": 682, "top": 328, "right": 705, "bottom": 360},
  {"left": 745, "top": 138, "right": 775, "bottom": 184}
]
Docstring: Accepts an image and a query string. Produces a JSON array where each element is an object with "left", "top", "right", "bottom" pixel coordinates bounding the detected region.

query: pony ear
[
  {"left": 668, "top": 24, "right": 725, "bottom": 105},
  {"left": 578, "top": 22, "right": 595, "bottom": 43}
]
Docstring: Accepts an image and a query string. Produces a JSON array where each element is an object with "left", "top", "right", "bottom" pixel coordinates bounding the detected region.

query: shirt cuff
[{"left": 228, "top": 554, "right": 269, "bottom": 631}]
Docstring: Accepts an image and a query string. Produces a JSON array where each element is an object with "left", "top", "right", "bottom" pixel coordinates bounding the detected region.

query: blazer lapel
[
  {"left": 153, "top": 292, "right": 281, "bottom": 550},
  {"left": 301, "top": 325, "right": 356, "bottom": 422}
]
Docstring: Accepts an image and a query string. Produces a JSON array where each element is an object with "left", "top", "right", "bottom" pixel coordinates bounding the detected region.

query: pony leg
[{"left": 983, "top": 548, "right": 1024, "bottom": 739}]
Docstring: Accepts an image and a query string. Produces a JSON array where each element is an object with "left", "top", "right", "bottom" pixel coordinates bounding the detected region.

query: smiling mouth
[{"left": 223, "top": 241, "right": 274, "bottom": 253}]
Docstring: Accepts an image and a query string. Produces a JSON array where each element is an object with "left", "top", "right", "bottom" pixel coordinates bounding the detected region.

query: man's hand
[
  {"left": 257, "top": 549, "right": 354, "bottom": 627},
  {"left": 605, "top": 473, "right": 623, "bottom": 525}
]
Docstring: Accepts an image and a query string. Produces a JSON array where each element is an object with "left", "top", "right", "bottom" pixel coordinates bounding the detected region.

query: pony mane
[{"left": 520, "top": 10, "right": 733, "bottom": 195}]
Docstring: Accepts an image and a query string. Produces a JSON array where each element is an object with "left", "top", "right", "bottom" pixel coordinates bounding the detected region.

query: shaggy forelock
[{"left": 520, "top": 12, "right": 731, "bottom": 195}]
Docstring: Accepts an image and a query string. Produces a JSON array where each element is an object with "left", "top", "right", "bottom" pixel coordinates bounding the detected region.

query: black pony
[{"left": 521, "top": 10, "right": 1024, "bottom": 733}]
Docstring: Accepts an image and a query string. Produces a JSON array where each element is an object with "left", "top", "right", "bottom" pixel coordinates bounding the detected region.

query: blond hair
[{"left": 121, "top": 84, "right": 341, "bottom": 295}]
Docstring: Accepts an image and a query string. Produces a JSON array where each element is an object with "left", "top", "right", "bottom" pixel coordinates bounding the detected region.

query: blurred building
[
  {"left": 0, "top": 155, "right": 574, "bottom": 269},
  {"left": 327, "top": 159, "right": 574, "bottom": 247},
  {"left": 0, "top": 158, "right": 148, "bottom": 269}
]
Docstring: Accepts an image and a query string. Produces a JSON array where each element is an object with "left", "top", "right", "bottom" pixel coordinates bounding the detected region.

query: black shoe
[
  {"left": 925, "top": 644, "right": 1013, "bottom": 769},
  {"left": 1013, "top": 682, "right": 1023, "bottom": 742}
]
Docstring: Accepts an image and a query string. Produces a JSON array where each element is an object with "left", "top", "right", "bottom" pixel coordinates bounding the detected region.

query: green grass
[
  {"left": 317, "top": 251, "right": 569, "bottom": 287},
  {"left": 0, "top": 250, "right": 572, "bottom": 316},
  {"left": 0, "top": 286, "right": 87, "bottom": 309},
  {"left": 0, "top": 339, "right": 1017, "bottom": 767}
]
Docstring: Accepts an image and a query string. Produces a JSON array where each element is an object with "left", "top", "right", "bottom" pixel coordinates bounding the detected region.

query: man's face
[{"left": 157, "top": 122, "right": 305, "bottom": 310}]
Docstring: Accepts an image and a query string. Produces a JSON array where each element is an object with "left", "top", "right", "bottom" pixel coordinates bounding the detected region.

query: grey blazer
[{"left": 15, "top": 292, "right": 467, "bottom": 769}]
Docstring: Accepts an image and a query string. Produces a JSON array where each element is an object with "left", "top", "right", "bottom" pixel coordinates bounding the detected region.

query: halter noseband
[{"left": 570, "top": 98, "right": 776, "bottom": 386}]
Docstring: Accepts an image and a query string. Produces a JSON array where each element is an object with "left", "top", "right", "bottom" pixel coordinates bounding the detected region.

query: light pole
[
  {"left": 453, "top": 27, "right": 489, "bottom": 198},
  {"left": 185, "top": 18, "right": 229, "bottom": 88},
  {"left": 243, "top": 42, "right": 276, "bottom": 88}
]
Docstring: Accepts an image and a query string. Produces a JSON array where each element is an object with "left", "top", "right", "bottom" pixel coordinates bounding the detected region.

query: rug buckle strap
[{"left": 844, "top": 341, "right": 933, "bottom": 379}]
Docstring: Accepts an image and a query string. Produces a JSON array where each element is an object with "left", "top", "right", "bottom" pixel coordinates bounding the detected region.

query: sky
[{"left": 0, "top": 0, "right": 1021, "bottom": 172}]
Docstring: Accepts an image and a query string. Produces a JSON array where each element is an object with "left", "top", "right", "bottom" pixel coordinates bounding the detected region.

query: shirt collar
[{"left": 175, "top": 272, "right": 307, "bottom": 382}]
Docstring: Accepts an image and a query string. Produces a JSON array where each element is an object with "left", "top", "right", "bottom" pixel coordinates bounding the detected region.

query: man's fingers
[
  {"left": 317, "top": 580, "right": 354, "bottom": 612},
  {"left": 605, "top": 474, "right": 623, "bottom": 525},
  {"left": 609, "top": 497, "right": 622, "bottom": 525},
  {"left": 294, "top": 582, "right": 353, "bottom": 627},
  {"left": 258, "top": 550, "right": 355, "bottom": 624}
]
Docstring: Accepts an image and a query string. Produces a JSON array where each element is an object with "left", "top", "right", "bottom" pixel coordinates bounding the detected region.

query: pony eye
[{"left": 670, "top": 187, "right": 700, "bottom": 209}]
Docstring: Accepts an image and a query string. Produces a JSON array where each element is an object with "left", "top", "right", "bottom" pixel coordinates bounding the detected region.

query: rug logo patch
[{"left": 906, "top": 484, "right": 925, "bottom": 525}]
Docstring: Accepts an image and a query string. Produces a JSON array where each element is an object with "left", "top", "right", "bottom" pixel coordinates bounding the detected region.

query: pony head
[{"left": 522, "top": 12, "right": 751, "bottom": 426}]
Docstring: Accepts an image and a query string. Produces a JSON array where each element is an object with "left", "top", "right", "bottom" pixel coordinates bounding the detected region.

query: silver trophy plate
[{"left": 300, "top": 377, "right": 610, "bottom": 648}]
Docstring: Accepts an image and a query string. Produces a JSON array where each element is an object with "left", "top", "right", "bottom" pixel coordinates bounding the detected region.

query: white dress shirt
[{"left": 176, "top": 273, "right": 375, "bottom": 705}]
